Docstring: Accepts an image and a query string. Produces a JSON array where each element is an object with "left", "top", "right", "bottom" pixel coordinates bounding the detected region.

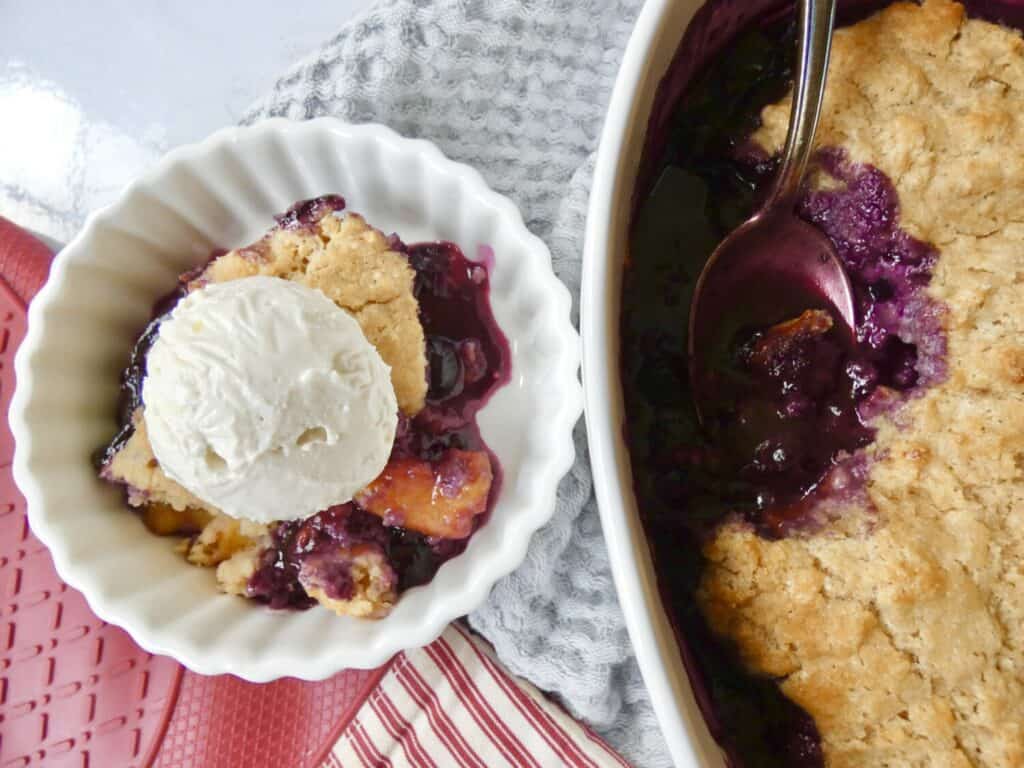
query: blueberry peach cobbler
[
  {"left": 625, "top": 1, "right": 1024, "bottom": 765},
  {"left": 97, "top": 195, "right": 509, "bottom": 619}
]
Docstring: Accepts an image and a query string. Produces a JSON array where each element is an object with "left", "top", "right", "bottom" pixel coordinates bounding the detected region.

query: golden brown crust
[
  {"left": 702, "top": 3, "right": 1024, "bottom": 766},
  {"left": 184, "top": 514, "right": 269, "bottom": 567}
]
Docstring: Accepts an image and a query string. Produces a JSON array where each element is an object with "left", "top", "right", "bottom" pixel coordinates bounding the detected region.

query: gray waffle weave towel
[{"left": 244, "top": 2, "right": 672, "bottom": 765}]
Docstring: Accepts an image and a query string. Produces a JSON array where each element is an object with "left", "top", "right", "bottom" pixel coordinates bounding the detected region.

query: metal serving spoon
[{"left": 687, "top": 0, "right": 854, "bottom": 423}]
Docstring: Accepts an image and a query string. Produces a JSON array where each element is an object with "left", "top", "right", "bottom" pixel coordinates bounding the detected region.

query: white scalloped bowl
[{"left": 11, "top": 118, "right": 582, "bottom": 681}]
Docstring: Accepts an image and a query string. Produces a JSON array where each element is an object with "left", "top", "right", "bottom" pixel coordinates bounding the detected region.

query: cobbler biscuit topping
[{"left": 698, "top": 2, "right": 1024, "bottom": 765}]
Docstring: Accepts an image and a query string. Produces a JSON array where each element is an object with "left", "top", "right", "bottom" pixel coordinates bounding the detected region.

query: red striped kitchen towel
[{"left": 320, "top": 624, "right": 630, "bottom": 768}]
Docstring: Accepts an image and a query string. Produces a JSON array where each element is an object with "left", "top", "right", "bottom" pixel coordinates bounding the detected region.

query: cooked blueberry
[{"left": 426, "top": 336, "right": 465, "bottom": 402}]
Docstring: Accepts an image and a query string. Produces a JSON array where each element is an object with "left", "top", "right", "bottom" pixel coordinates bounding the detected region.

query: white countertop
[{"left": 0, "top": 0, "right": 373, "bottom": 245}]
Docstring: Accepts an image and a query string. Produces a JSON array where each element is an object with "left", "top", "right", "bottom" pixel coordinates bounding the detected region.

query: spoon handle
[{"left": 763, "top": 0, "right": 837, "bottom": 212}]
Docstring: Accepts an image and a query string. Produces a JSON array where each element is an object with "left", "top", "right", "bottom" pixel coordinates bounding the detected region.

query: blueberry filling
[{"left": 624, "top": 15, "right": 950, "bottom": 768}]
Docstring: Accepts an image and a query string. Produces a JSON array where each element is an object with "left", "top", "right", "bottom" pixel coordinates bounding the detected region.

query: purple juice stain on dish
[{"left": 476, "top": 244, "right": 496, "bottom": 271}]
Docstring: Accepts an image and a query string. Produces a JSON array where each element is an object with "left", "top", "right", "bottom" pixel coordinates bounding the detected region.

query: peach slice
[{"left": 356, "top": 450, "right": 493, "bottom": 539}]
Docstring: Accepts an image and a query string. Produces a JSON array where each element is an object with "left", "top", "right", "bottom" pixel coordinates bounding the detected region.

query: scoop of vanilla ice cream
[{"left": 142, "top": 276, "right": 399, "bottom": 523}]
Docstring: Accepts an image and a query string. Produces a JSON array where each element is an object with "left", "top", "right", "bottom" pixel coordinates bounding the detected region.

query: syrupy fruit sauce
[
  {"left": 623, "top": 10, "right": 952, "bottom": 767},
  {"left": 100, "top": 196, "right": 510, "bottom": 608},
  {"left": 396, "top": 241, "right": 510, "bottom": 461}
]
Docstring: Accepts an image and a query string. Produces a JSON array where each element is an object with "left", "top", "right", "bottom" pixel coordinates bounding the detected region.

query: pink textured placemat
[
  {"left": 0, "top": 225, "right": 182, "bottom": 768},
  {"left": 0, "top": 217, "right": 382, "bottom": 768},
  {"left": 153, "top": 666, "right": 387, "bottom": 768}
]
